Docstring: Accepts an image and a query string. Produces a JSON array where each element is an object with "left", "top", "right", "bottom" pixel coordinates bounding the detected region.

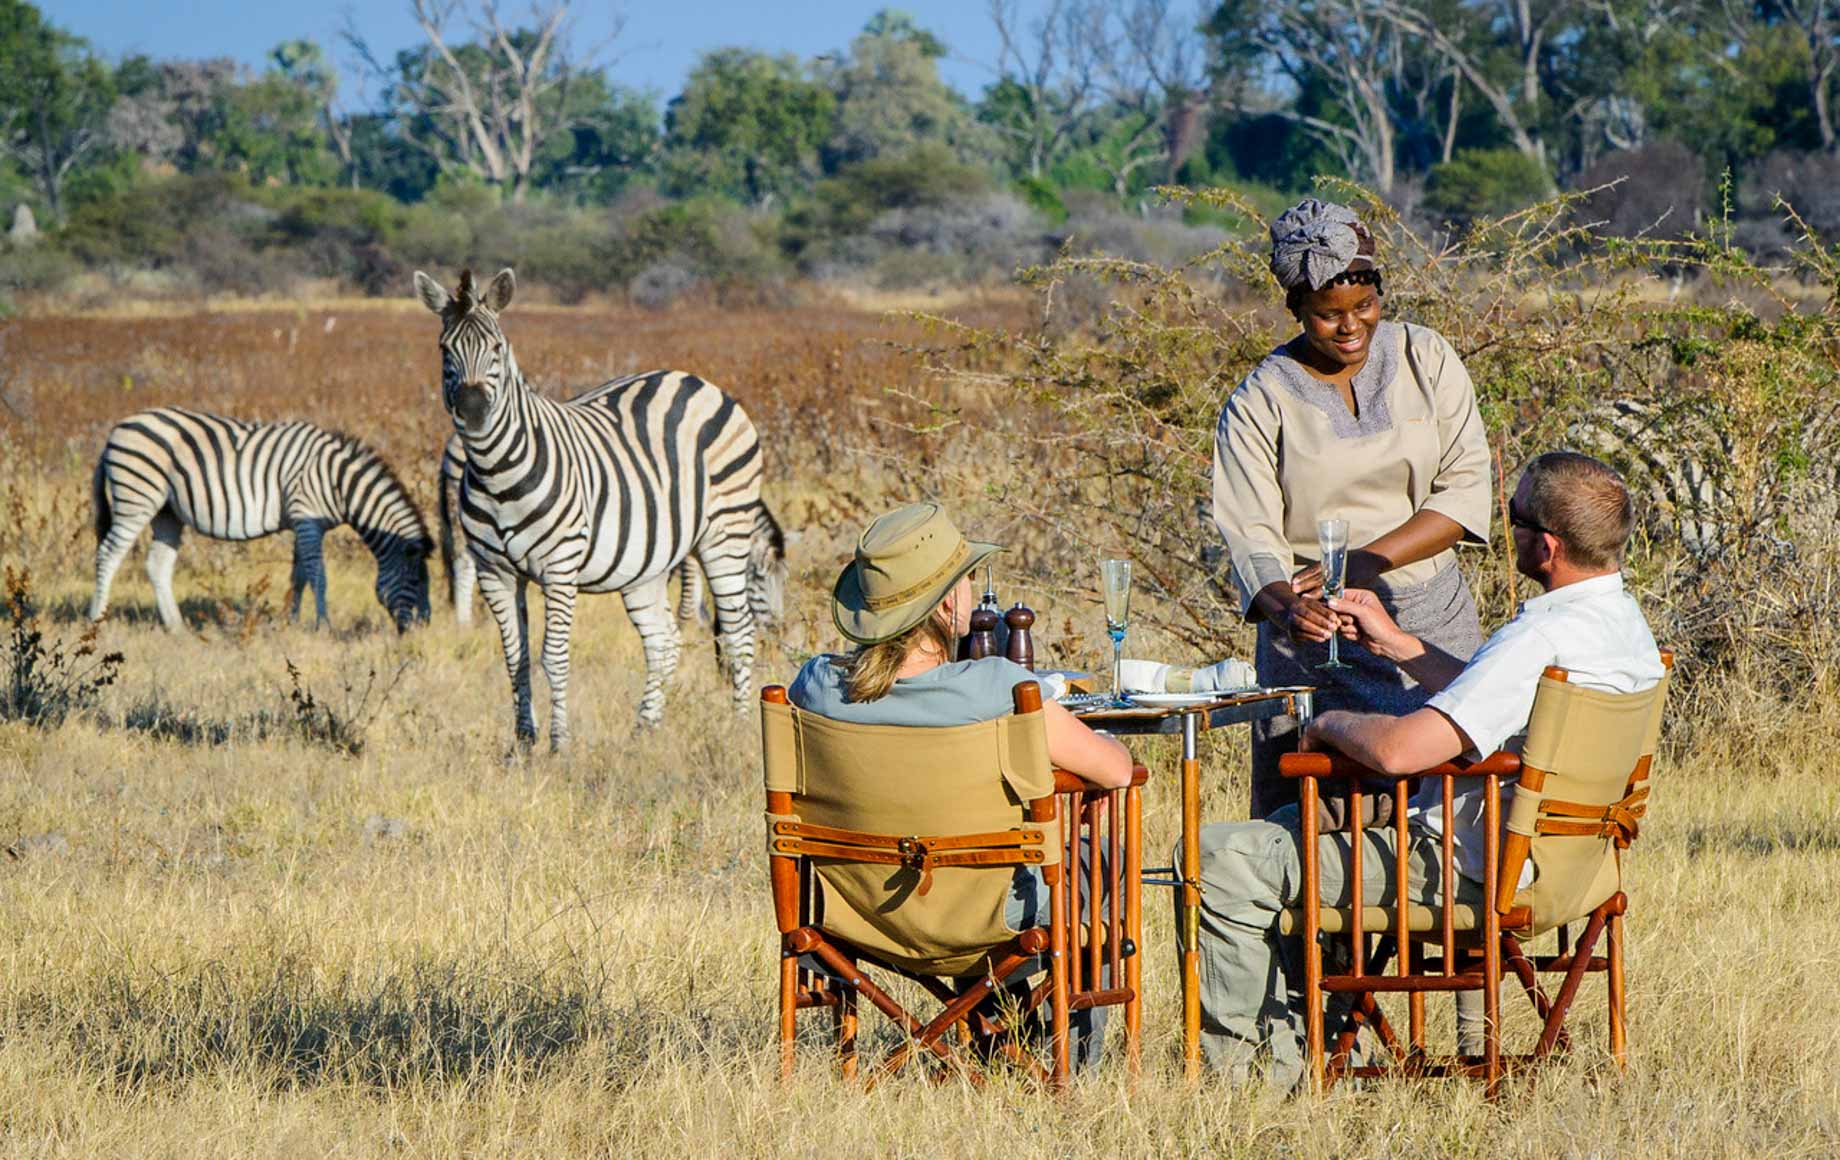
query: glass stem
[
  {"left": 1328, "top": 629, "right": 1340, "bottom": 667},
  {"left": 1111, "top": 636, "right": 1124, "bottom": 700}
]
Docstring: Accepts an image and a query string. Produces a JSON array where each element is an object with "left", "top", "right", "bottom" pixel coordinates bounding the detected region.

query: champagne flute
[
  {"left": 1316, "top": 518, "right": 1351, "bottom": 670},
  {"left": 1101, "top": 558, "right": 1132, "bottom": 703}
]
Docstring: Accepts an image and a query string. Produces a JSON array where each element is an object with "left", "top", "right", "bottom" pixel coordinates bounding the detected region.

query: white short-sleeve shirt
[{"left": 1411, "top": 572, "right": 1665, "bottom": 885}]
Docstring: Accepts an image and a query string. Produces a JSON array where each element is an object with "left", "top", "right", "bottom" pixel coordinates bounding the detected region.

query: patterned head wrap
[{"left": 1268, "top": 198, "right": 1377, "bottom": 292}]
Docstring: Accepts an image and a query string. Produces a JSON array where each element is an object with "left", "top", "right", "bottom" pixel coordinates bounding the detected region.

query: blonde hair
[{"left": 841, "top": 606, "right": 957, "bottom": 703}]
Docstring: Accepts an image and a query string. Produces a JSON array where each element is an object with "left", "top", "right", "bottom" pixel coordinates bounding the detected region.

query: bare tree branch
[{"left": 344, "top": 0, "right": 622, "bottom": 199}]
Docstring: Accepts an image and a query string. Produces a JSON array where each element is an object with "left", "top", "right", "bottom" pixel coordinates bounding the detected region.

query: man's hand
[
  {"left": 1300, "top": 718, "right": 1327, "bottom": 751},
  {"left": 1327, "top": 588, "right": 1423, "bottom": 663}
]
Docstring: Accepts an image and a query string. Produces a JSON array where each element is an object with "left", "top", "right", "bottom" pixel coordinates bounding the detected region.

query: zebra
[
  {"left": 414, "top": 267, "right": 785, "bottom": 748},
  {"left": 438, "top": 433, "right": 786, "bottom": 630},
  {"left": 90, "top": 407, "right": 433, "bottom": 633}
]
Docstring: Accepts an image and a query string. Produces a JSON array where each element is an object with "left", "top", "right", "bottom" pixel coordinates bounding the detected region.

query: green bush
[
  {"left": 1012, "top": 176, "right": 1068, "bottom": 225},
  {"left": 1424, "top": 149, "right": 1552, "bottom": 227},
  {"left": 268, "top": 187, "right": 407, "bottom": 247},
  {"left": 608, "top": 196, "right": 785, "bottom": 286},
  {"left": 1178, "top": 180, "right": 1294, "bottom": 231},
  {"left": 0, "top": 243, "right": 79, "bottom": 298},
  {"left": 469, "top": 204, "right": 616, "bottom": 303},
  {"left": 59, "top": 172, "right": 255, "bottom": 267},
  {"left": 786, "top": 144, "right": 989, "bottom": 254},
  {"left": 392, "top": 203, "right": 476, "bottom": 276}
]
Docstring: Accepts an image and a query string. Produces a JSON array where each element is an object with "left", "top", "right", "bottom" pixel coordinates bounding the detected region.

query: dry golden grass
[{"left": 1, "top": 302, "right": 1838, "bottom": 1158}]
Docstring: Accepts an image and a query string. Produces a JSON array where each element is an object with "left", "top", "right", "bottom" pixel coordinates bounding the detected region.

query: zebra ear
[
  {"left": 413, "top": 271, "right": 450, "bottom": 315},
  {"left": 485, "top": 268, "right": 516, "bottom": 313}
]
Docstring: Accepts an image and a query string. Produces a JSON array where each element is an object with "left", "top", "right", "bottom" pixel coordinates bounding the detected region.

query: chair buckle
[{"left": 898, "top": 836, "right": 936, "bottom": 896}]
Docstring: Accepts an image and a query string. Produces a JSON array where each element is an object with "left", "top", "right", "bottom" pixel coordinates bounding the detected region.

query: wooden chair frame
[
  {"left": 1278, "top": 657, "right": 1670, "bottom": 1097},
  {"left": 764, "top": 681, "right": 1146, "bottom": 1089}
]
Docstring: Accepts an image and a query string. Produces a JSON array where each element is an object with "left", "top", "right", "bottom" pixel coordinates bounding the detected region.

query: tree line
[{"left": 2, "top": 0, "right": 1834, "bottom": 303}]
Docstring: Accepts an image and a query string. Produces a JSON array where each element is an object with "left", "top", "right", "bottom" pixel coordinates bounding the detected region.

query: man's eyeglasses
[{"left": 1508, "top": 500, "right": 1549, "bottom": 537}]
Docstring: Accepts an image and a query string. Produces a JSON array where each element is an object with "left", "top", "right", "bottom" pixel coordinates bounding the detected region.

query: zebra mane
[{"left": 323, "top": 428, "right": 434, "bottom": 551}]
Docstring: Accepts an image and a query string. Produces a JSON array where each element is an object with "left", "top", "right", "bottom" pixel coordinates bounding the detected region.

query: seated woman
[
  {"left": 791, "top": 501, "right": 1132, "bottom": 791},
  {"left": 791, "top": 501, "right": 1132, "bottom": 1068}
]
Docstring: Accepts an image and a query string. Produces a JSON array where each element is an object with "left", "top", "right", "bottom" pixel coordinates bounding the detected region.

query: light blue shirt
[
  {"left": 789, "top": 654, "right": 1037, "bottom": 726},
  {"left": 1415, "top": 572, "right": 1664, "bottom": 885}
]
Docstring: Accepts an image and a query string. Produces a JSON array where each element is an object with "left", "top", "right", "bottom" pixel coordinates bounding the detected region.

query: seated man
[
  {"left": 1193, "top": 451, "right": 1665, "bottom": 1089},
  {"left": 792, "top": 500, "right": 1133, "bottom": 1068}
]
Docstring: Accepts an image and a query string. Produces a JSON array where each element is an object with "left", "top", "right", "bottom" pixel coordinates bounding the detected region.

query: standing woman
[{"left": 1213, "top": 198, "right": 1493, "bottom": 820}]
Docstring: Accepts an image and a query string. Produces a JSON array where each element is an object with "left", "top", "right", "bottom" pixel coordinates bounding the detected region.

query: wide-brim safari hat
[{"left": 832, "top": 502, "right": 1001, "bottom": 645}]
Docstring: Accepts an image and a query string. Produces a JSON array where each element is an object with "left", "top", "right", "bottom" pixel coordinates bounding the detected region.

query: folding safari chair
[
  {"left": 1277, "top": 652, "right": 1673, "bottom": 1096},
  {"left": 761, "top": 679, "right": 1145, "bottom": 1089}
]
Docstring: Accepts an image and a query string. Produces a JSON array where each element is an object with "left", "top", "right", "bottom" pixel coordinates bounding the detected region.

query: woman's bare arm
[{"left": 1041, "top": 700, "right": 1133, "bottom": 789}]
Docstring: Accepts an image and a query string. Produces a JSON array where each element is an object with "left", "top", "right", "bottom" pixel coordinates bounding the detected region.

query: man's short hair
[{"left": 1523, "top": 451, "right": 1635, "bottom": 570}]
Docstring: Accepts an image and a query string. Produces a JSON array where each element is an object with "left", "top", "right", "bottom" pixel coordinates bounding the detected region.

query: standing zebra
[
  {"left": 440, "top": 431, "right": 785, "bottom": 630},
  {"left": 415, "top": 267, "right": 784, "bottom": 747},
  {"left": 91, "top": 408, "right": 432, "bottom": 633}
]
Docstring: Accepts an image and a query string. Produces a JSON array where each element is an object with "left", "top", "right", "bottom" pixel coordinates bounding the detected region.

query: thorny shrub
[
  {"left": 3, "top": 567, "right": 124, "bottom": 728},
  {"left": 284, "top": 657, "right": 411, "bottom": 758}
]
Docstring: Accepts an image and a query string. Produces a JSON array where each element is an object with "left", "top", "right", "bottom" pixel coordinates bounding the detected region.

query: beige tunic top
[{"left": 1212, "top": 321, "right": 1492, "bottom": 618}]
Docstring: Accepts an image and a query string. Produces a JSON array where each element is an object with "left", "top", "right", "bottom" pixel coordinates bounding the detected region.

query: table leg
[
  {"left": 1125, "top": 781, "right": 1143, "bottom": 1079},
  {"left": 1181, "top": 710, "right": 1202, "bottom": 1081}
]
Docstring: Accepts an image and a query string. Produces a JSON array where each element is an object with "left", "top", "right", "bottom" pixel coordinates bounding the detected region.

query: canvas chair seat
[
  {"left": 762, "top": 679, "right": 1146, "bottom": 1089},
  {"left": 762, "top": 698, "right": 1057, "bottom": 977},
  {"left": 1503, "top": 674, "right": 1667, "bottom": 936},
  {"left": 1278, "top": 653, "right": 1673, "bottom": 1096}
]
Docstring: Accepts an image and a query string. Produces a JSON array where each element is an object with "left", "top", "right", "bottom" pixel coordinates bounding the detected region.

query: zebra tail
[
  {"left": 748, "top": 500, "right": 788, "bottom": 622},
  {"left": 92, "top": 456, "right": 111, "bottom": 544},
  {"left": 437, "top": 462, "right": 458, "bottom": 592}
]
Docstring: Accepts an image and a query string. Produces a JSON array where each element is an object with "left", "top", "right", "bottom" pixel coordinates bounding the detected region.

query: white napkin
[
  {"left": 1032, "top": 670, "right": 1088, "bottom": 701},
  {"left": 1119, "top": 657, "right": 1258, "bottom": 694}
]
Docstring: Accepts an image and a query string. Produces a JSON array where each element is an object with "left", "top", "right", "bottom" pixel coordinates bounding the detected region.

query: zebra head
[
  {"left": 375, "top": 533, "right": 434, "bottom": 633},
  {"left": 415, "top": 267, "right": 518, "bottom": 437}
]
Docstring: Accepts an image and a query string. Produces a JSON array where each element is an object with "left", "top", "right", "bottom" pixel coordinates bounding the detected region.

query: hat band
[{"left": 861, "top": 539, "right": 971, "bottom": 611}]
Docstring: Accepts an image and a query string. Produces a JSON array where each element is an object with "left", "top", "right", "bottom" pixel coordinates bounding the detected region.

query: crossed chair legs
[
  {"left": 779, "top": 924, "right": 1079, "bottom": 1089},
  {"left": 1310, "top": 893, "right": 1630, "bottom": 1095}
]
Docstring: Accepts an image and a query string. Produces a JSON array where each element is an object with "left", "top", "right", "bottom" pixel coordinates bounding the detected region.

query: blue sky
[{"left": 46, "top": 1, "right": 1011, "bottom": 108}]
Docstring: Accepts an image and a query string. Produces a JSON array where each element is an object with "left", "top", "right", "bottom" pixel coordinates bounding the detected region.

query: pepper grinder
[
  {"left": 1003, "top": 602, "right": 1036, "bottom": 671},
  {"left": 961, "top": 568, "right": 1002, "bottom": 660}
]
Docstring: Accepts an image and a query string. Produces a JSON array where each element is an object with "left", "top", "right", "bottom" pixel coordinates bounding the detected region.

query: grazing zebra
[
  {"left": 91, "top": 407, "right": 433, "bottom": 633},
  {"left": 414, "top": 267, "right": 784, "bottom": 748}
]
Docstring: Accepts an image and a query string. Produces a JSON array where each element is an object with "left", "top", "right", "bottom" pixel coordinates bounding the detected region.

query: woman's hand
[{"left": 1257, "top": 577, "right": 1340, "bottom": 644}]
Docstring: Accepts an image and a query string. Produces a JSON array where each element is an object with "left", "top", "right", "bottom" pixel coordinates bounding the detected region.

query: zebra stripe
[
  {"left": 415, "top": 267, "right": 785, "bottom": 748},
  {"left": 91, "top": 407, "right": 433, "bottom": 633},
  {"left": 439, "top": 431, "right": 785, "bottom": 630}
]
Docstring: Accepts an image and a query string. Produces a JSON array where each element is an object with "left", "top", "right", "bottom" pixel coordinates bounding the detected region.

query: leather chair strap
[
  {"left": 768, "top": 821, "right": 1046, "bottom": 896},
  {"left": 1535, "top": 786, "right": 1650, "bottom": 847}
]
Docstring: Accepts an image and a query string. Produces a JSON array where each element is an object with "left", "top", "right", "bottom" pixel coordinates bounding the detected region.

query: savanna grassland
[{"left": 1, "top": 287, "right": 1838, "bottom": 1160}]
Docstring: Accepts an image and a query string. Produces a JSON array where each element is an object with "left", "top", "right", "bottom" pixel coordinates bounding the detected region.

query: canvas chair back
[
  {"left": 1504, "top": 662, "right": 1671, "bottom": 935},
  {"left": 761, "top": 697, "right": 1057, "bottom": 977}
]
